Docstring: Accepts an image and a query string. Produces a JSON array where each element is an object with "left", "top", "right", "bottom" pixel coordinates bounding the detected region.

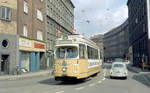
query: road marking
[
  {"left": 89, "top": 83, "right": 95, "bottom": 86},
  {"left": 103, "top": 69, "right": 107, "bottom": 77},
  {"left": 75, "top": 87, "right": 85, "bottom": 90},
  {"left": 55, "top": 91, "right": 64, "bottom": 93},
  {"left": 98, "top": 81, "right": 102, "bottom": 83},
  {"left": 10, "top": 78, "right": 17, "bottom": 80},
  {"left": 102, "top": 78, "right": 105, "bottom": 81}
]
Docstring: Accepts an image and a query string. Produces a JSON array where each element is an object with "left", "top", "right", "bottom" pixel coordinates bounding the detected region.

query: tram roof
[{"left": 56, "top": 34, "right": 99, "bottom": 49}]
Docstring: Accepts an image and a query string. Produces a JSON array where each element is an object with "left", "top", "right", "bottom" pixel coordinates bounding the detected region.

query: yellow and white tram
[{"left": 54, "top": 35, "right": 102, "bottom": 81}]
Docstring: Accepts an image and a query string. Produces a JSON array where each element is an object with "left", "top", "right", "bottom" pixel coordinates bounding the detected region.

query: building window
[
  {"left": 37, "top": 30, "right": 43, "bottom": 40},
  {"left": 37, "top": 9, "right": 43, "bottom": 21},
  {"left": 24, "top": 1, "right": 28, "bottom": 14},
  {"left": 143, "top": 23, "right": 146, "bottom": 33},
  {"left": 2, "top": 39, "right": 9, "bottom": 48},
  {"left": 23, "top": 25, "right": 28, "bottom": 37},
  {"left": 135, "top": 18, "right": 138, "bottom": 24},
  {"left": 1, "top": 7, "right": 11, "bottom": 21}
]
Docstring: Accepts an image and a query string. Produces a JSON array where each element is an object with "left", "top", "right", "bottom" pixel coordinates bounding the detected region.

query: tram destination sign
[{"left": 59, "top": 40, "right": 72, "bottom": 44}]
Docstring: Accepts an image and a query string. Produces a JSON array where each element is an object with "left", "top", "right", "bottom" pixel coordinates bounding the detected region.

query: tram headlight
[{"left": 62, "top": 66, "right": 67, "bottom": 72}]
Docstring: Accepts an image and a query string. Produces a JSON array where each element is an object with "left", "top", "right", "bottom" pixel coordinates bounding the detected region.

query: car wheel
[{"left": 124, "top": 76, "right": 127, "bottom": 80}]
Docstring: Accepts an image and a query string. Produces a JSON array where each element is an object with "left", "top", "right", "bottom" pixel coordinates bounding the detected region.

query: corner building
[{"left": 0, "top": 0, "right": 46, "bottom": 75}]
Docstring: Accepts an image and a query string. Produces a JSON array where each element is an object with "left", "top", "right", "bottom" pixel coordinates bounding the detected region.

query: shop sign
[
  {"left": 34, "top": 42, "right": 45, "bottom": 49},
  {"left": 19, "top": 39, "right": 32, "bottom": 48}
]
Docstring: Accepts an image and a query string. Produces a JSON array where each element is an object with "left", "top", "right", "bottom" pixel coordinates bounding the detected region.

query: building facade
[
  {"left": 18, "top": 0, "right": 46, "bottom": 72},
  {"left": 0, "top": 0, "right": 18, "bottom": 75},
  {"left": 46, "top": 0, "right": 75, "bottom": 67},
  {"left": 90, "top": 34, "right": 104, "bottom": 60},
  {"left": 104, "top": 20, "right": 129, "bottom": 61},
  {"left": 127, "top": 0, "right": 150, "bottom": 67},
  {"left": 0, "top": 0, "right": 46, "bottom": 75}
]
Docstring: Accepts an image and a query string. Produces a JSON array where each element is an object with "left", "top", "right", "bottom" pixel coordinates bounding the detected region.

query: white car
[{"left": 110, "top": 62, "right": 128, "bottom": 79}]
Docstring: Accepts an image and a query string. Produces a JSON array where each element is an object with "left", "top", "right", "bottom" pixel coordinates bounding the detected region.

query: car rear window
[{"left": 113, "top": 64, "right": 124, "bottom": 68}]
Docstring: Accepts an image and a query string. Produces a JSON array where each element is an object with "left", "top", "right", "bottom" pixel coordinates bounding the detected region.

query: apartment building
[
  {"left": 104, "top": 20, "right": 129, "bottom": 61},
  {"left": 127, "top": 0, "right": 150, "bottom": 67},
  {"left": 46, "top": 0, "right": 75, "bottom": 67},
  {"left": 18, "top": 0, "right": 46, "bottom": 72},
  {"left": 0, "top": 0, "right": 46, "bottom": 75}
]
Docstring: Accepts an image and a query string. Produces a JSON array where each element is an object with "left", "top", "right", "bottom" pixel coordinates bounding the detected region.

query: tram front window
[{"left": 56, "top": 46, "right": 78, "bottom": 59}]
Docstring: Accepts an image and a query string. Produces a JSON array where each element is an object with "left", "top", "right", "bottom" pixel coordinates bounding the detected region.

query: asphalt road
[{"left": 0, "top": 63, "right": 150, "bottom": 93}]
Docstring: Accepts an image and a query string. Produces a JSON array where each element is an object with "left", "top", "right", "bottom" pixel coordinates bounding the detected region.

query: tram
[{"left": 54, "top": 34, "right": 102, "bottom": 81}]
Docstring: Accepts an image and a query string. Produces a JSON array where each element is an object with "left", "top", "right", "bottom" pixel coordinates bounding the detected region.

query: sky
[{"left": 71, "top": 0, "right": 128, "bottom": 37}]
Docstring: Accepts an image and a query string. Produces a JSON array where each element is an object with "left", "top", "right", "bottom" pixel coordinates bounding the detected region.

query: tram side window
[
  {"left": 100, "top": 51, "right": 102, "bottom": 59},
  {"left": 87, "top": 46, "right": 91, "bottom": 59},
  {"left": 87, "top": 46, "right": 98, "bottom": 59},
  {"left": 79, "top": 44, "right": 86, "bottom": 59},
  {"left": 95, "top": 49, "right": 98, "bottom": 59}
]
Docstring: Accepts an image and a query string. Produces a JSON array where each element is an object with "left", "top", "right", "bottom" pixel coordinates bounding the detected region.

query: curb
[
  {"left": 0, "top": 70, "right": 52, "bottom": 81},
  {"left": 127, "top": 65, "right": 141, "bottom": 73}
]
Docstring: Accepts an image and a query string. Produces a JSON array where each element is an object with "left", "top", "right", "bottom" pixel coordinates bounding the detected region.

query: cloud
[{"left": 71, "top": 0, "right": 128, "bottom": 37}]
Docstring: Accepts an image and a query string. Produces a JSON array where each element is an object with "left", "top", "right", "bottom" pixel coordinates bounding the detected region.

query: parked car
[
  {"left": 110, "top": 62, "right": 128, "bottom": 79},
  {"left": 105, "top": 59, "right": 113, "bottom": 63}
]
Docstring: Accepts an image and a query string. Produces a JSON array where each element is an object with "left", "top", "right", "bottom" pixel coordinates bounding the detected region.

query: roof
[
  {"left": 56, "top": 35, "right": 99, "bottom": 49},
  {"left": 104, "top": 26, "right": 120, "bottom": 36},
  {"left": 104, "top": 19, "right": 128, "bottom": 38}
]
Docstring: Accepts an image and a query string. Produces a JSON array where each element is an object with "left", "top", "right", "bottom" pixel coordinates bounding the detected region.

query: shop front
[{"left": 19, "top": 37, "right": 46, "bottom": 73}]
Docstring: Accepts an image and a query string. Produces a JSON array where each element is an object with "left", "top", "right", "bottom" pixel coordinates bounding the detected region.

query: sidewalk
[
  {"left": 127, "top": 64, "right": 150, "bottom": 87},
  {"left": 132, "top": 72, "right": 150, "bottom": 87},
  {"left": 127, "top": 64, "right": 142, "bottom": 73},
  {"left": 0, "top": 70, "right": 52, "bottom": 81}
]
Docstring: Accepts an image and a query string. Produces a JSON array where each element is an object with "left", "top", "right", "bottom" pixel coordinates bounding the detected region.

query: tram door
[{"left": 1, "top": 55, "right": 9, "bottom": 75}]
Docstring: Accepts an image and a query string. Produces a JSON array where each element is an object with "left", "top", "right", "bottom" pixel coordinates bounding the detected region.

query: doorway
[
  {"left": 39, "top": 52, "right": 45, "bottom": 70},
  {"left": 1, "top": 55, "right": 9, "bottom": 75}
]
